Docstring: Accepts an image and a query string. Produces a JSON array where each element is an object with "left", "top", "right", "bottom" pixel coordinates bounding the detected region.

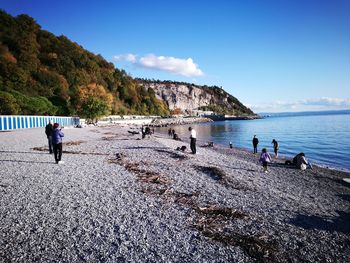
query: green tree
[
  {"left": 0, "top": 91, "right": 20, "bottom": 114},
  {"left": 80, "top": 96, "right": 109, "bottom": 123}
]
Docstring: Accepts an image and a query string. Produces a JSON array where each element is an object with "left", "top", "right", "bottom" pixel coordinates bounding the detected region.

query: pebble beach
[{"left": 0, "top": 125, "right": 349, "bottom": 262}]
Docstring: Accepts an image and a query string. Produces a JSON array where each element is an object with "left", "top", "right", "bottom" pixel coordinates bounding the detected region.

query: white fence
[{"left": 0, "top": 115, "right": 80, "bottom": 131}]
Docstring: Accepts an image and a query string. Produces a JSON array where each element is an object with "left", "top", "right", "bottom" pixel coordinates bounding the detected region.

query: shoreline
[
  {"left": 153, "top": 122, "right": 350, "bottom": 173},
  {"left": 211, "top": 142, "right": 350, "bottom": 174},
  {"left": 0, "top": 125, "right": 349, "bottom": 262}
]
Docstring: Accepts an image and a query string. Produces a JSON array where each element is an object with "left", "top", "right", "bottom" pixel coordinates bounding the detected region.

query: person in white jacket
[{"left": 188, "top": 127, "right": 196, "bottom": 154}]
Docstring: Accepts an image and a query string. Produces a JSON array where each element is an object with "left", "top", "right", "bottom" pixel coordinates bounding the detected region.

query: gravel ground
[{"left": 0, "top": 125, "right": 349, "bottom": 263}]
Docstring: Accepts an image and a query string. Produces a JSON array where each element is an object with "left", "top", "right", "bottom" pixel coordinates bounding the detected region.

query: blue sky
[{"left": 1, "top": 0, "right": 350, "bottom": 112}]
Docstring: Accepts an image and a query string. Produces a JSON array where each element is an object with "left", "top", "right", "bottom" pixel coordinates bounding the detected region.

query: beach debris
[
  {"left": 103, "top": 132, "right": 116, "bottom": 135},
  {"left": 137, "top": 174, "right": 169, "bottom": 185},
  {"left": 196, "top": 205, "right": 248, "bottom": 219},
  {"left": 115, "top": 152, "right": 125, "bottom": 161},
  {"left": 140, "top": 187, "right": 169, "bottom": 196},
  {"left": 200, "top": 230, "right": 279, "bottom": 263},
  {"left": 101, "top": 136, "right": 117, "bottom": 141},
  {"left": 64, "top": 140, "right": 85, "bottom": 146},
  {"left": 173, "top": 191, "right": 200, "bottom": 206},
  {"left": 188, "top": 204, "right": 280, "bottom": 262},
  {"left": 195, "top": 165, "right": 252, "bottom": 191},
  {"left": 110, "top": 153, "right": 170, "bottom": 185},
  {"left": 200, "top": 142, "right": 214, "bottom": 148},
  {"left": 32, "top": 146, "right": 47, "bottom": 152},
  {"left": 32, "top": 146, "right": 108, "bottom": 155},
  {"left": 195, "top": 165, "right": 226, "bottom": 181}
]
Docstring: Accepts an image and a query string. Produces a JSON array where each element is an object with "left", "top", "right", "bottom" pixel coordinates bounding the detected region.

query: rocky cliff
[{"left": 137, "top": 80, "right": 255, "bottom": 116}]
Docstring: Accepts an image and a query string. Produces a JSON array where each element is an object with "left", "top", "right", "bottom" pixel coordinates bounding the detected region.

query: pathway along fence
[{"left": 0, "top": 115, "right": 80, "bottom": 131}]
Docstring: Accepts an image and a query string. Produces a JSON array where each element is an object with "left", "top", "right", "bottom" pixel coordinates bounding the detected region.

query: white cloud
[
  {"left": 250, "top": 97, "right": 350, "bottom": 112},
  {"left": 113, "top": 53, "right": 204, "bottom": 77},
  {"left": 301, "top": 97, "right": 350, "bottom": 106},
  {"left": 114, "top": 53, "right": 137, "bottom": 62},
  {"left": 138, "top": 54, "right": 203, "bottom": 77}
]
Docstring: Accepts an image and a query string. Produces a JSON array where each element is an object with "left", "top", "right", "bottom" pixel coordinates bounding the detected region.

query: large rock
[{"left": 138, "top": 81, "right": 254, "bottom": 116}]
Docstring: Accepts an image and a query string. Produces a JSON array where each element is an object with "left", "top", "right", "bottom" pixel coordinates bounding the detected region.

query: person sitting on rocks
[{"left": 292, "top": 152, "right": 313, "bottom": 170}]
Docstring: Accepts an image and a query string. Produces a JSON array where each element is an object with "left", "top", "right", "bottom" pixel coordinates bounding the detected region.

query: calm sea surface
[{"left": 156, "top": 113, "right": 350, "bottom": 171}]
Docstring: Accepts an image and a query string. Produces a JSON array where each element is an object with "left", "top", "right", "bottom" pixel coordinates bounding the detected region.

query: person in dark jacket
[
  {"left": 271, "top": 139, "right": 279, "bottom": 158},
  {"left": 45, "top": 120, "right": 53, "bottom": 154},
  {"left": 252, "top": 135, "right": 259, "bottom": 154},
  {"left": 52, "top": 123, "right": 64, "bottom": 164}
]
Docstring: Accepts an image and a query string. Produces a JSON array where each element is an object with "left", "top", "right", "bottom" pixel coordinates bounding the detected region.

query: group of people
[
  {"left": 168, "top": 127, "right": 197, "bottom": 154},
  {"left": 252, "top": 135, "right": 279, "bottom": 158},
  {"left": 45, "top": 120, "right": 311, "bottom": 171},
  {"left": 253, "top": 135, "right": 312, "bottom": 173},
  {"left": 45, "top": 120, "right": 64, "bottom": 164},
  {"left": 141, "top": 125, "right": 153, "bottom": 139}
]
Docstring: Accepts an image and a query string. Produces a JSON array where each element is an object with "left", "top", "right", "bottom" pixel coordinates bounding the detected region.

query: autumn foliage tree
[
  {"left": 0, "top": 10, "right": 170, "bottom": 117},
  {"left": 76, "top": 83, "right": 113, "bottom": 120}
]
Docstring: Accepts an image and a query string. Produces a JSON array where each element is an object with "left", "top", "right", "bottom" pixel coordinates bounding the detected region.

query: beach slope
[{"left": 0, "top": 126, "right": 349, "bottom": 262}]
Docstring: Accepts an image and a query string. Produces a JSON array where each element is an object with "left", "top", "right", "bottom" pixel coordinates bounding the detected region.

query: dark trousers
[
  {"left": 47, "top": 136, "right": 53, "bottom": 153},
  {"left": 253, "top": 145, "right": 258, "bottom": 153},
  {"left": 190, "top": 138, "right": 196, "bottom": 154},
  {"left": 262, "top": 161, "right": 268, "bottom": 168},
  {"left": 53, "top": 143, "right": 62, "bottom": 163}
]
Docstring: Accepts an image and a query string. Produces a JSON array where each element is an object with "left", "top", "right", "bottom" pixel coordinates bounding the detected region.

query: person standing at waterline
[
  {"left": 189, "top": 127, "right": 196, "bottom": 154},
  {"left": 45, "top": 120, "right": 53, "bottom": 154},
  {"left": 52, "top": 123, "right": 64, "bottom": 164},
  {"left": 272, "top": 139, "right": 279, "bottom": 158},
  {"left": 252, "top": 135, "right": 259, "bottom": 154}
]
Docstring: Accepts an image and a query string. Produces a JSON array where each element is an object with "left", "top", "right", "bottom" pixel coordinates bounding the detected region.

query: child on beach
[{"left": 259, "top": 148, "right": 272, "bottom": 173}]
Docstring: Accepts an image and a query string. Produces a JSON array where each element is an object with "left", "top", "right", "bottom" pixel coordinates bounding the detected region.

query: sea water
[{"left": 157, "top": 113, "right": 350, "bottom": 171}]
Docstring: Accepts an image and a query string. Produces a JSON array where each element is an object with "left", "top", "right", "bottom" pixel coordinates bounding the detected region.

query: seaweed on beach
[
  {"left": 110, "top": 153, "right": 170, "bottom": 185},
  {"left": 189, "top": 204, "right": 281, "bottom": 262},
  {"left": 140, "top": 186, "right": 169, "bottom": 196},
  {"left": 32, "top": 146, "right": 108, "bottom": 155},
  {"left": 195, "top": 165, "right": 252, "bottom": 191},
  {"left": 196, "top": 205, "right": 248, "bottom": 219},
  {"left": 189, "top": 204, "right": 278, "bottom": 262},
  {"left": 32, "top": 146, "right": 47, "bottom": 152},
  {"left": 63, "top": 150, "right": 108, "bottom": 155},
  {"left": 64, "top": 140, "right": 85, "bottom": 146},
  {"left": 195, "top": 165, "right": 226, "bottom": 181},
  {"left": 155, "top": 149, "right": 189, "bottom": 161},
  {"left": 103, "top": 132, "right": 116, "bottom": 135},
  {"left": 137, "top": 174, "right": 169, "bottom": 185},
  {"left": 172, "top": 191, "right": 200, "bottom": 206},
  {"left": 101, "top": 136, "right": 115, "bottom": 141},
  {"left": 200, "top": 230, "right": 280, "bottom": 263}
]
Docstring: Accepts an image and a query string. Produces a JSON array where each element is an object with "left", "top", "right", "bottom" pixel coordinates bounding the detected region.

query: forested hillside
[
  {"left": 0, "top": 10, "right": 254, "bottom": 119},
  {"left": 0, "top": 10, "right": 169, "bottom": 118}
]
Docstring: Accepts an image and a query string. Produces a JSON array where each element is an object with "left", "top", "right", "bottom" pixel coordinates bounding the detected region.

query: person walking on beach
[
  {"left": 189, "top": 127, "right": 197, "bottom": 154},
  {"left": 252, "top": 135, "right": 259, "bottom": 154},
  {"left": 52, "top": 123, "right": 64, "bottom": 164},
  {"left": 168, "top": 128, "right": 172, "bottom": 137},
  {"left": 259, "top": 148, "right": 272, "bottom": 173},
  {"left": 272, "top": 139, "right": 279, "bottom": 158},
  {"left": 45, "top": 120, "right": 53, "bottom": 154}
]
